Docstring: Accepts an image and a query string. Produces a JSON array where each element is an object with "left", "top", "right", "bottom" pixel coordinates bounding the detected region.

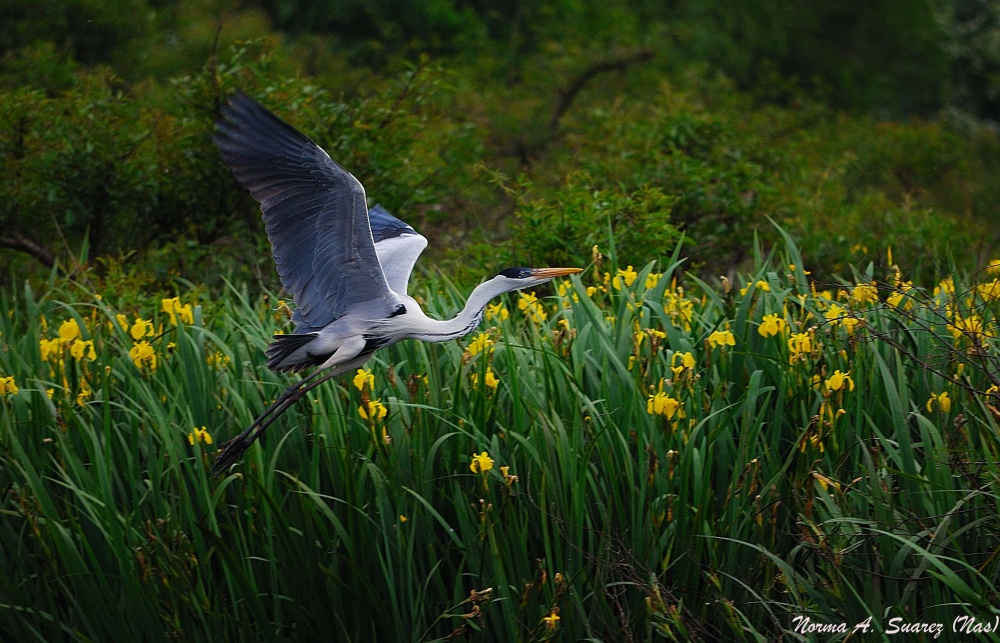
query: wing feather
[
  {"left": 368, "top": 204, "right": 428, "bottom": 295},
  {"left": 214, "top": 92, "right": 392, "bottom": 330}
]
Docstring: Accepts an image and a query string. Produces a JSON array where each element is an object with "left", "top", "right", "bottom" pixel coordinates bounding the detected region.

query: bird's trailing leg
[{"left": 211, "top": 368, "right": 341, "bottom": 476}]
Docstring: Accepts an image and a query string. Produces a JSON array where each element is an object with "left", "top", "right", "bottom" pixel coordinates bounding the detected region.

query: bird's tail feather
[{"left": 266, "top": 333, "right": 320, "bottom": 372}]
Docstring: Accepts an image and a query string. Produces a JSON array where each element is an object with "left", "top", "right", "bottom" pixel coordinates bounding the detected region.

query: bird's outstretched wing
[
  {"left": 369, "top": 204, "right": 428, "bottom": 295},
  {"left": 214, "top": 92, "right": 391, "bottom": 330}
]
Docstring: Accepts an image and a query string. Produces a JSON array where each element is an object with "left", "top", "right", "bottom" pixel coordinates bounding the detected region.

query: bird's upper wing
[
  {"left": 214, "top": 92, "right": 392, "bottom": 330},
  {"left": 368, "top": 204, "right": 428, "bottom": 295}
]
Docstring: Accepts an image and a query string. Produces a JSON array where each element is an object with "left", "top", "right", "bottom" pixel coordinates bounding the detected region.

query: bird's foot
[{"left": 211, "top": 434, "right": 254, "bottom": 477}]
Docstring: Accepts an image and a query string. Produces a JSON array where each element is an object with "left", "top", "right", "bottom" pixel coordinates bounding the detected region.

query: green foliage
[
  {"left": 945, "top": 0, "right": 1000, "bottom": 121},
  {"left": 661, "top": 0, "right": 958, "bottom": 115},
  {"left": 3, "top": 234, "right": 1000, "bottom": 639},
  {"left": 242, "top": 0, "right": 1000, "bottom": 120},
  {"left": 469, "top": 67, "right": 998, "bottom": 281},
  {"left": 765, "top": 108, "right": 1000, "bottom": 282},
  {"left": 0, "top": 45, "right": 482, "bottom": 285},
  {"left": 0, "top": 74, "right": 164, "bottom": 262},
  {"left": 2, "top": 4, "right": 1000, "bottom": 292},
  {"left": 0, "top": 42, "right": 80, "bottom": 94},
  {"left": 482, "top": 169, "right": 679, "bottom": 270},
  {"left": 4, "top": 45, "right": 999, "bottom": 288},
  {"left": 261, "top": 0, "right": 486, "bottom": 62},
  {"left": 0, "top": 0, "right": 147, "bottom": 67},
  {"left": 4, "top": 0, "right": 1000, "bottom": 119},
  {"left": 556, "top": 97, "right": 778, "bottom": 271}
]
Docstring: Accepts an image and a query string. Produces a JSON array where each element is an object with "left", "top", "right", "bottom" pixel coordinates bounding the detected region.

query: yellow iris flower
[{"left": 470, "top": 451, "right": 494, "bottom": 473}]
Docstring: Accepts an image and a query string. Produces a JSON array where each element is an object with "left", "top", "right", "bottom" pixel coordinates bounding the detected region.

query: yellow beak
[{"left": 530, "top": 267, "right": 584, "bottom": 279}]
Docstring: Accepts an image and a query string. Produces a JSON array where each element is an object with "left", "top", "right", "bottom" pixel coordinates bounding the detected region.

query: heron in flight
[{"left": 210, "top": 92, "right": 581, "bottom": 474}]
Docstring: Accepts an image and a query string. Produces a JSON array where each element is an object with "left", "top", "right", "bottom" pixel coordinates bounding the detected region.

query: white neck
[{"left": 381, "top": 278, "right": 514, "bottom": 343}]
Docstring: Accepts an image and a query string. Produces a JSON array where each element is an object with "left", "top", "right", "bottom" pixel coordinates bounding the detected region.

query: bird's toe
[{"left": 211, "top": 437, "right": 252, "bottom": 477}]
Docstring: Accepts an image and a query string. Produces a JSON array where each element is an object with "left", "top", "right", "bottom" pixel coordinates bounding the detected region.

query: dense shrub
[{"left": 1, "top": 17, "right": 999, "bottom": 290}]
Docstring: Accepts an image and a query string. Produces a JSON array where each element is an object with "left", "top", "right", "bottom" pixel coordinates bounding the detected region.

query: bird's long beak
[{"left": 530, "top": 267, "right": 584, "bottom": 279}]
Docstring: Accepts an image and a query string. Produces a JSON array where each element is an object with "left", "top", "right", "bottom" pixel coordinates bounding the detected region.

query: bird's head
[{"left": 493, "top": 267, "right": 583, "bottom": 291}]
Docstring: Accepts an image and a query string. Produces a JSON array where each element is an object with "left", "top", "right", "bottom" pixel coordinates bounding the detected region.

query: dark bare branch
[
  {"left": 547, "top": 47, "right": 655, "bottom": 134},
  {"left": 496, "top": 47, "right": 657, "bottom": 164},
  {"left": 0, "top": 232, "right": 59, "bottom": 269}
]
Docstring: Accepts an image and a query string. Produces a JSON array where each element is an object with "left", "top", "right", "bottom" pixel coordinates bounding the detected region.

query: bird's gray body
[{"left": 268, "top": 295, "right": 409, "bottom": 373}]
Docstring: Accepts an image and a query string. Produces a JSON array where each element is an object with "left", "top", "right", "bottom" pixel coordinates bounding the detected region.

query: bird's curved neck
[{"left": 391, "top": 280, "right": 503, "bottom": 343}]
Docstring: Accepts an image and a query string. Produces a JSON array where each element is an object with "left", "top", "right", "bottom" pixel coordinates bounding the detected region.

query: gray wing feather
[
  {"left": 369, "top": 204, "right": 428, "bottom": 295},
  {"left": 214, "top": 92, "right": 391, "bottom": 330},
  {"left": 369, "top": 203, "right": 417, "bottom": 242}
]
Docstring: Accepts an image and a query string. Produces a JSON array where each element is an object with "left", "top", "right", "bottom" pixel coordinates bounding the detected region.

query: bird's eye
[{"left": 520, "top": 269, "right": 531, "bottom": 279}]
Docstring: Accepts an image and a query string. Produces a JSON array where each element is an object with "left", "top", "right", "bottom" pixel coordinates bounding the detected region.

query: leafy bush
[
  {"left": 0, "top": 46, "right": 481, "bottom": 286},
  {"left": 0, "top": 0, "right": 147, "bottom": 67},
  {"left": 2, "top": 20, "right": 999, "bottom": 291},
  {"left": 481, "top": 169, "right": 679, "bottom": 270},
  {"left": 0, "top": 76, "right": 164, "bottom": 264},
  {"left": 662, "top": 0, "right": 953, "bottom": 115}
]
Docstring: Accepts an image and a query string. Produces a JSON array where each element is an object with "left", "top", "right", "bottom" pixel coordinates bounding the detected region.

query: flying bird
[{"left": 211, "top": 92, "right": 581, "bottom": 474}]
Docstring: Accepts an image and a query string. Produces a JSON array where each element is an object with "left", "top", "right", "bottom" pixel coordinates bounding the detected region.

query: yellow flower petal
[
  {"left": 353, "top": 368, "right": 374, "bottom": 391},
  {"left": 470, "top": 451, "right": 494, "bottom": 473},
  {"left": 0, "top": 376, "right": 18, "bottom": 396},
  {"left": 130, "top": 318, "right": 153, "bottom": 340},
  {"left": 58, "top": 319, "right": 80, "bottom": 344}
]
